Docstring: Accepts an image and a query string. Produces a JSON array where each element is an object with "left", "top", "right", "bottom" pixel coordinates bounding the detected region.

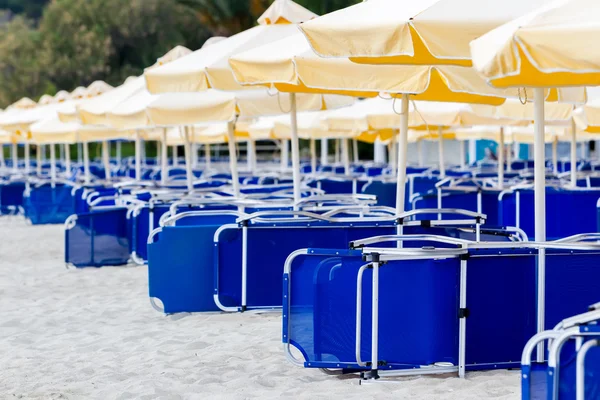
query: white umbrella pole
[
  {"left": 342, "top": 138, "right": 350, "bottom": 175},
  {"left": 580, "top": 141, "right": 586, "bottom": 160},
  {"left": 77, "top": 143, "right": 82, "bottom": 164},
  {"left": 418, "top": 140, "right": 424, "bottom": 167},
  {"left": 102, "top": 140, "right": 111, "bottom": 183},
  {"left": 83, "top": 142, "right": 91, "bottom": 184},
  {"left": 226, "top": 120, "right": 240, "bottom": 197},
  {"left": 135, "top": 131, "right": 142, "bottom": 181},
  {"left": 437, "top": 127, "right": 446, "bottom": 178},
  {"left": 571, "top": 118, "right": 577, "bottom": 186},
  {"left": 310, "top": 138, "right": 317, "bottom": 176},
  {"left": 11, "top": 142, "right": 18, "bottom": 172},
  {"left": 36, "top": 145, "right": 42, "bottom": 175},
  {"left": 533, "top": 88, "right": 547, "bottom": 363},
  {"left": 161, "top": 128, "right": 168, "bottom": 185},
  {"left": 59, "top": 143, "right": 65, "bottom": 165},
  {"left": 0, "top": 144, "right": 4, "bottom": 168},
  {"left": 281, "top": 139, "right": 289, "bottom": 172},
  {"left": 506, "top": 142, "right": 512, "bottom": 172},
  {"left": 335, "top": 139, "right": 341, "bottom": 164},
  {"left": 321, "top": 138, "right": 328, "bottom": 165},
  {"left": 396, "top": 94, "right": 409, "bottom": 214},
  {"left": 116, "top": 141, "right": 122, "bottom": 165},
  {"left": 172, "top": 146, "right": 179, "bottom": 166},
  {"left": 192, "top": 143, "right": 198, "bottom": 168},
  {"left": 50, "top": 144, "right": 56, "bottom": 184},
  {"left": 289, "top": 93, "right": 301, "bottom": 206},
  {"left": 552, "top": 136, "right": 558, "bottom": 175},
  {"left": 64, "top": 144, "right": 71, "bottom": 176},
  {"left": 389, "top": 130, "right": 397, "bottom": 173},
  {"left": 205, "top": 144, "right": 211, "bottom": 170},
  {"left": 247, "top": 139, "right": 256, "bottom": 173},
  {"left": 183, "top": 127, "right": 193, "bottom": 192},
  {"left": 459, "top": 140, "right": 466, "bottom": 169},
  {"left": 498, "top": 127, "right": 505, "bottom": 188},
  {"left": 353, "top": 139, "right": 359, "bottom": 163},
  {"left": 24, "top": 142, "right": 30, "bottom": 175}
]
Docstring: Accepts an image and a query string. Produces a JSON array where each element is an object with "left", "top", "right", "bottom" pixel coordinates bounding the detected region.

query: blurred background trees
[{"left": 0, "top": 0, "right": 359, "bottom": 109}]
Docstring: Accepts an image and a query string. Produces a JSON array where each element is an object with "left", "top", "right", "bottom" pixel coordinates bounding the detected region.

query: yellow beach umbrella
[{"left": 297, "top": 0, "right": 548, "bottom": 66}]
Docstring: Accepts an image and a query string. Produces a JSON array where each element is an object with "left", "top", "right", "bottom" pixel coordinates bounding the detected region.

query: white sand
[{"left": 0, "top": 217, "right": 520, "bottom": 399}]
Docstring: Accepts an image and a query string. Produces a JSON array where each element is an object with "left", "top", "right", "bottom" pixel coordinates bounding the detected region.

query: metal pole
[
  {"left": 0, "top": 144, "right": 4, "bottom": 168},
  {"left": 438, "top": 126, "right": 446, "bottom": 178},
  {"left": 226, "top": 120, "right": 241, "bottom": 197},
  {"left": 353, "top": 139, "right": 359, "bottom": 163},
  {"left": 342, "top": 138, "right": 350, "bottom": 175},
  {"left": 205, "top": 143, "right": 211, "bottom": 170},
  {"left": 11, "top": 142, "right": 18, "bottom": 172},
  {"left": 321, "top": 138, "right": 328, "bottom": 165},
  {"left": 102, "top": 140, "right": 111, "bottom": 182},
  {"left": 498, "top": 127, "right": 505, "bottom": 188},
  {"left": 389, "top": 130, "right": 397, "bottom": 173},
  {"left": 36, "top": 145, "right": 42, "bottom": 175},
  {"left": 571, "top": 118, "right": 577, "bottom": 187},
  {"left": 310, "top": 138, "right": 317, "bottom": 176},
  {"left": 24, "top": 142, "right": 30, "bottom": 175},
  {"left": 459, "top": 139, "right": 466, "bottom": 169},
  {"left": 161, "top": 128, "right": 168, "bottom": 185},
  {"left": 506, "top": 142, "right": 512, "bottom": 172},
  {"left": 418, "top": 139, "right": 424, "bottom": 167},
  {"left": 552, "top": 136, "right": 558, "bottom": 175},
  {"left": 247, "top": 139, "right": 256, "bottom": 173},
  {"left": 77, "top": 143, "right": 83, "bottom": 164},
  {"left": 281, "top": 139, "right": 289, "bottom": 172},
  {"left": 172, "top": 145, "right": 179, "bottom": 166},
  {"left": 289, "top": 93, "right": 302, "bottom": 206},
  {"left": 183, "top": 126, "right": 194, "bottom": 192},
  {"left": 135, "top": 131, "right": 142, "bottom": 181},
  {"left": 396, "top": 94, "right": 409, "bottom": 214},
  {"left": 533, "top": 87, "right": 546, "bottom": 363},
  {"left": 83, "top": 142, "right": 91, "bottom": 184},
  {"left": 192, "top": 142, "right": 198, "bottom": 168},
  {"left": 50, "top": 144, "right": 56, "bottom": 183},
  {"left": 116, "top": 141, "right": 122, "bottom": 165},
  {"left": 64, "top": 144, "right": 71, "bottom": 176}
]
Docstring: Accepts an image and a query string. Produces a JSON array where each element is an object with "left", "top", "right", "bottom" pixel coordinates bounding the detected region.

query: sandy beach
[{"left": 0, "top": 217, "right": 519, "bottom": 399}]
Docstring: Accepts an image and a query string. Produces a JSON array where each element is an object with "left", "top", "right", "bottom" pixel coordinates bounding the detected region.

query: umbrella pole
[
  {"left": 552, "top": 136, "right": 558, "bottom": 175},
  {"left": 205, "top": 144, "right": 211, "bottom": 170},
  {"left": 64, "top": 144, "right": 71, "bottom": 177},
  {"left": 310, "top": 138, "right": 317, "bottom": 177},
  {"left": 0, "top": 144, "right": 4, "bottom": 169},
  {"left": 418, "top": 139, "right": 424, "bottom": 167},
  {"left": 580, "top": 141, "right": 586, "bottom": 160},
  {"left": 226, "top": 120, "right": 240, "bottom": 197},
  {"left": 289, "top": 93, "right": 301, "bottom": 206},
  {"left": 36, "top": 145, "right": 42, "bottom": 175},
  {"left": 50, "top": 144, "right": 56, "bottom": 185},
  {"left": 281, "top": 139, "right": 289, "bottom": 172},
  {"left": 116, "top": 141, "right": 122, "bottom": 165},
  {"left": 321, "top": 139, "right": 328, "bottom": 165},
  {"left": 533, "top": 88, "right": 547, "bottom": 363},
  {"left": 11, "top": 142, "right": 18, "bottom": 173},
  {"left": 437, "top": 127, "right": 446, "bottom": 178},
  {"left": 353, "top": 139, "right": 359, "bottom": 163},
  {"left": 342, "top": 138, "right": 350, "bottom": 175},
  {"left": 389, "top": 130, "right": 397, "bottom": 173},
  {"left": 172, "top": 146, "right": 179, "bottom": 166},
  {"left": 24, "top": 142, "right": 30, "bottom": 175},
  {"left": 135, "top": 131, "right": 142, "bottom": 181},
  {"left": 459, "top": 140, "right": 466, "bottom": 169},
  {"left": 77, "top": 143, "right": 82, "bottom": 164},
  {"left": 183, "top": 126, "right": 193, "bottom": 192},
  {"left": 161, "top": 129, "right": 168, "bottom": 185},
  {"left": 335, "top": 139, "right": 341, "bottom": 164},
  {"left": 247, "top": 139, "right": 256, "bottom": 173},
  {"left": 192, "top": 143, "right": 198, "bottom": 168},
  {"left": 498, "top": 127, "right": 505, "bottom": 188},
  {"left": 396, "top": 93, "right": 409, "bottom": 214},
  {"left": 571, "top": 118, "right": 577, "bottom": 186},
  {"left": 506, "top": 142, "right": 512, "bottom": 172},
  {"left": 102, "top": 140, "right": 111, "bottom": 183},
  {"left": 83, "top": 142, "right": 91, "bottom": 184}
]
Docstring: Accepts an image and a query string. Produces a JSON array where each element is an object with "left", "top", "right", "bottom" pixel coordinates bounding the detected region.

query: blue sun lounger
[{"left": 522, "top": 304, "right": 600, "bottom": 400}]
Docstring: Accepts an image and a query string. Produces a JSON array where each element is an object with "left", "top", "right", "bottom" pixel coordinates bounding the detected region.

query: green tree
[{"left": 0, "top": 16, "right": 52, "bottom": 107}]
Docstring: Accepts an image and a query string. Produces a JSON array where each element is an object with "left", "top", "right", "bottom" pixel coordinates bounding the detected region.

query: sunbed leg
[
  {"left": 367, "top": 255, "right": 380, "bottom": 380},
  {"left": 576, "top": 339, "right": 600, "bottom": 400},
  {"left": 241, "top": 222, "right": 248, "bottom": 312},
  {"left": 458, "top": 253, "right": 469, "bottom": 378}
]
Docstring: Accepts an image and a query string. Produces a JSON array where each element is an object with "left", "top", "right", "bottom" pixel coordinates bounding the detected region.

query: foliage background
[{"left": 0, "top": 0, "right": 360, "bottom": 109}]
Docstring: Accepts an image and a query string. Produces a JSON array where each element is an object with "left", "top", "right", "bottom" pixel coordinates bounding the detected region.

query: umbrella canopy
[
  {"left": 297, "top": 0, "right": 547, "bottom": 65},
  {"left": 229, "top": 31, "right": 517, "bottom": 104},
  {"left": 471, "top": 0, "right": 600, "bottom": 88},
  {"left": 144, "top": 0, "right": 317, "bottom": 94},
  {"left": 29, "top": 116, "right": 133, "bottom": 144}
]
